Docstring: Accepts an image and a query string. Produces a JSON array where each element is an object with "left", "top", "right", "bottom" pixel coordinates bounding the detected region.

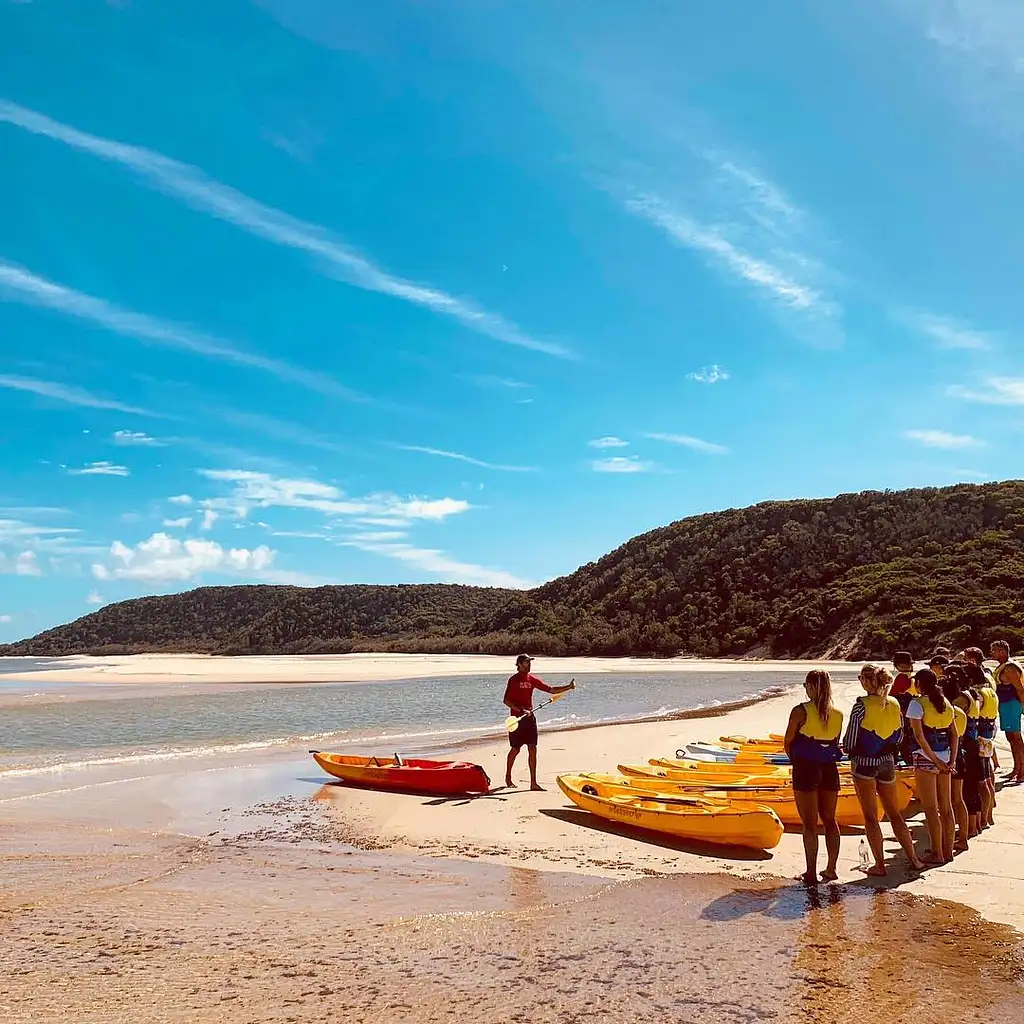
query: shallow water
[{"left": 0, "top": 668, "right": 827, "bottom": 775}]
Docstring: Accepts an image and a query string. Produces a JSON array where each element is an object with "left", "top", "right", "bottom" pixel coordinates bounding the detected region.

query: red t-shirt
[
  {"left": 890, "top": 672, "right": 913, "bottom": 696},
  {"left": 503, "top": 673, "right": 552, "bottom": 713}
]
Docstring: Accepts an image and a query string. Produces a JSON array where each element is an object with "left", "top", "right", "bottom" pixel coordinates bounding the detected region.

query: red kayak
[{"left": 310, "top": 751, "right": 491, "bottom": 795}]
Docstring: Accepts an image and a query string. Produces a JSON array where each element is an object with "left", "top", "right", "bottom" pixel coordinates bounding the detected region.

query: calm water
[{"left": 0, "top": 668, "right": 852, "bottom": 776}]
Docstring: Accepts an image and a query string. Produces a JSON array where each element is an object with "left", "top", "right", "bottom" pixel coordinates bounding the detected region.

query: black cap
[
  {"left": 516, "top": 653, "right": 532, "bottom": 665},
  {"left": 929, "top": 654, "right": 950, "bottom": 668}
]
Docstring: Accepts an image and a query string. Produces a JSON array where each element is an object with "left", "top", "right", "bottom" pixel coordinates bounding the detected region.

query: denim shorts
[{"left": 851, "top": 757, "right": 896, "bottom": 784}]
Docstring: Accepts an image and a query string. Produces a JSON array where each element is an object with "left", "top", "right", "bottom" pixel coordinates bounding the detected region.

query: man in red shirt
[{"left": 503, "top": 654, "right": 575, "bottom": 790}]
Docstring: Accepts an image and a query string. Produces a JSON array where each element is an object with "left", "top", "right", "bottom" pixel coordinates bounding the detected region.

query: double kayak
[
  {"left": 311, "top": 751, "right": 490, "bottom": 795},
  {"left": 558, "top": 774, "right": 784, "bottom": 850}
]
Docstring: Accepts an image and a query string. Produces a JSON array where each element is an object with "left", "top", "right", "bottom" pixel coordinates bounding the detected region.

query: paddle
[{"left": 505, "top": 681, "right": 574, "bottom": 732}]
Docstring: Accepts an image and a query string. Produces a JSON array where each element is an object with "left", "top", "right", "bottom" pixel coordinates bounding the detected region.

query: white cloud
[
  {"left": 0, "top": 373, "right": 155, "bottom": 416},
  {"left": 168, "top": 494, "right": 194, "bottom": 505},
  {"left": 898, "top": 309, "right": 995, "bottom": 350},
  {"left": 620, "top": 149, "right": 842, "bottom": 346},
  {"left": 0, "top": 550, "right": 42, "bottom": 576},
  {"left": 948, "top": 377, "right": 1024, "bottom": 405},
  {"left": 904, "top": 429, "right": 983, "bottom": 449},
  {"left": 113, "top": 429, "right": 164, "bottom": 446},
  {"left": 590, "top": 455, "right": 654, "bottom": 473},
  {"left": 0, "top": 260, "right": 365, "bottom": 402},
  {"left": 66, "top": 461, "right": 130, "bottom": 477},
  {"left": 162, "top": 516, "right": 193, "bottom": 529},
  {"left": 345, "top": 536, "right": 533, "bottom": 588},
  {"left": 687, "top": 364, "right": 730, "bottom": 384},
  {"left": 86, "top": 591, "right": 104, "bottom": 606},
  {"left": 200, "top": 509, "right": 219, "bottom": 531},
  {"left": 0, "top": 614, "right": 11, "bottom": 624},
  {"left": 198, "top": 469, "right": 471, "bottom": 523},
  {"left": 349, "top": 530, "right": 410, "bottom": 542},
  {"left": 644, "top": 432, "right": 729, "bottom": 455},
  {"left": 466, "top": 374, "right": 532, "bottom": 390},
  {"left": 588, "top": 436, "right": 629, "bottom": 449},
  {"left": 395, "top": 444, "right": 535, "bottom": 472},
  {"left": 0, "top": 101, "right": 570, "bottom": 360},
  {"left": 92, "top": 532, "right": 275, "bottom": 583}
]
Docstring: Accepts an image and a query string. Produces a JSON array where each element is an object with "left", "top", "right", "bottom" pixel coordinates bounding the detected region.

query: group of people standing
[{"left": 784, "top": 641, "right": 1024, "bottom": 884}]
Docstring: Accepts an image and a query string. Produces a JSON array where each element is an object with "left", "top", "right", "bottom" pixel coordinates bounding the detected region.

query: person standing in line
[
  {"left": 946, "top": 665, "right": 983, "bottom": 840},
  {"left": 966, "top": 659, "right": 998, "bottom": 826},
  {"left": 843, "top": 665, "right": 924, "bottom": 875},
  {"left": 890, "top": 651, "right": 917, "bottom": 766},
  {"left": 784, "top": 670, "right": 844, "bottom": 885},
  {"left": 906, "top": 669, "right": 958, "bottom": 865},
  {"left": 502, "top": 655, "right": 575, "bottom": 791},
  {"left": 941, "top": 670, "right": 972, "bottom": 852},
  {"left": 990, "top": 640, "right": 1024, "bottom": 783}
]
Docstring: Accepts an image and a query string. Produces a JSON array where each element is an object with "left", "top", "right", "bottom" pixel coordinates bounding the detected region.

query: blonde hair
[
  {"left": 861, "top": 664, "right": 893, "bottom": 697},
  {"left": 805, "top": 670, "right": 834, "bottom": 724}
]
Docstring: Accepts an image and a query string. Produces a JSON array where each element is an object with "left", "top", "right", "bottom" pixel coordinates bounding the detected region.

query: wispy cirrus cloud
[
  {"left": 113, "top": 429, "right": 164, "bottom": 446},
  {"left": 0, "top": 373, "right": 156, "bottom": 416},
  {"left": 162, "top": 517, "right": 193, "bottom": 529},
  {"left": 66, "top": 461, "right": 130, "bottom": 477},
  {"left": 644, "top": 432, "right": 729, "bottom": 455},
  {"left": 590, "top": 455, "right": 653, "bottom": 473},
  {"left": 687, "top": 365, "right": 730, "bottom": 384},
  {"left": 904, "top": 428, "right": 983, "bottom": 449},
  {"left": 620, "top": 151, "right": 842, "bottom": 346},
  {"left": 197, "top": 469, "right": 471, "bottom": 523},
  {"left": 0, "top": 259, "right": 365, "bottom": 402},
  {"left": 394, "top": 444, "right": 535, "bottom": 472},
  {"left": 588, "top": 436, "right": 629, "bottom": 449},
  {"left": 343, "top": 535, "right": 533, "bottom": 589},
  {"left": 948, "top": 377, "right": 1024, "bottom": 404},
  {"left": 0, "top": 100, "right": 570, "bottom": 360},
  {"left": 896, "top": 309, "right": 996, "bottom": 350}
]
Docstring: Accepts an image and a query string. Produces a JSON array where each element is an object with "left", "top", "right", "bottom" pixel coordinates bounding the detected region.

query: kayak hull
[
  {"left": 615, "top": 766, "right": 913, "bottom": 827},
  {"left": 557, "top": 774, "right": 784, "bottom": 851},
  {"left": 311, "top": 752, "right": 490, "bottom": 794}
]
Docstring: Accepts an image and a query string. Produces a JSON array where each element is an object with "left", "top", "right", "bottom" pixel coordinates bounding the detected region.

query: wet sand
[{"left": 3, "top": 819, "right": 1022, "bottom": 1024}]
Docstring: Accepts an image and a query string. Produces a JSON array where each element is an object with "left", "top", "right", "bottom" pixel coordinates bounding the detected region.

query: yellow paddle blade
[{"left": 505, "top": 715, "right": 521, "bottom": 732}]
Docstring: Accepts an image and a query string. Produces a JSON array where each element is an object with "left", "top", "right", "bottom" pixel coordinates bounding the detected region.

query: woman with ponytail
[
  {"left": 940, "top": 669, "right": 972, "bottom": 853},
  {"left": 966, "top": 661, "right": 998, "bottom": 828},
  {"left": 843, "top": 665, "right": 923, "bottom": 874},
  {"left": 907, "top": 669, "right": 958, "bottom": 864},
  {"left": 784, "top": 670, "right": 844, "bottom": 884}
]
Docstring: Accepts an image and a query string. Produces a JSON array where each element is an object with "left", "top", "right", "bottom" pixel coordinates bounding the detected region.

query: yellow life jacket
[
  {"left": 792, "top": 702, "right": 844, "bottom": 763},
  {"left": 952, "top": 705, "right": 967, "bottom": 738},
  {"left": 914, "top": 697, "right": 955, "bottom": 754}
]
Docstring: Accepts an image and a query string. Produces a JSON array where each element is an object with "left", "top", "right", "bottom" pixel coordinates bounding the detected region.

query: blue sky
[{"left": 2, "top": 1, "right": 1023, "bottom": 641}]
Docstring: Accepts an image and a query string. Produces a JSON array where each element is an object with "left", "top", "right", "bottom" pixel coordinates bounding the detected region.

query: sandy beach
[
  {"left": 0, "top": 651, "right": 861, "bottom": 686},
  {"left": 3, "top": 655, "right": 1024, "bottom": 1022}
]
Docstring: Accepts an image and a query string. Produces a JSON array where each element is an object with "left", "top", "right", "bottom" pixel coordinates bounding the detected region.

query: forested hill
[{"left": 5, "top": 481, "right": 1024, "bottom": 660}]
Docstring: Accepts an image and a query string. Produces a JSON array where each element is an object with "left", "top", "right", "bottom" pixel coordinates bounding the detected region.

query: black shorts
[
  {"left": 509, "top": 713, "right": 538, "bottom": 749},
  {"left": 792, "top": 758, "right": 841, "bottom": 793},
  {"left": 851, "top": 757, "right": 896, "bottom": 784}
]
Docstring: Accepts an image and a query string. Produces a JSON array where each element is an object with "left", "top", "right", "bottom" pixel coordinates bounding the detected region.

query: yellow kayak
[
  {"left": 616, "top": 766, "right": 914, "bottom": 828},
  {"left": 557, "top": 774, "right": 784, "bottom": 851},
  {"left": 654, "top": 756, "right": 797, "bottom": 776}
]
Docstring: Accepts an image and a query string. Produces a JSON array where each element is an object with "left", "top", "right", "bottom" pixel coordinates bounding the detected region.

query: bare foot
[
  {"left": 921, "top": 853, "right": 944, "bottom": 866},
  {"left": 797, "top": 872, "right": 819, "bottom": 886},
  {"left": 865, "top": 865, "right": 887, "bottom": 877},
  {"left": 505, "top": 778, "right": 517, "bottom": 788},
  {"left": 954, "top": 842, "right": 969, "bottom": 854},
  {"left": 820, "top": 869, "right": 839, "bottom": 882},
  {"left": 908, "top": 859, "right": 925, "bottom": 872},
  {"left": 530, "top": 783, "right": 545, "bottom": 791}
]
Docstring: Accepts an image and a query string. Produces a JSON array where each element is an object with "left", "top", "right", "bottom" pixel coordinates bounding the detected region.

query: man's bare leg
[
  {"left": 505, "top": 747, "right": 519, "bottom": 787},
  {"left": 528, "top": 745, "right": 543, "bottom": 790}
]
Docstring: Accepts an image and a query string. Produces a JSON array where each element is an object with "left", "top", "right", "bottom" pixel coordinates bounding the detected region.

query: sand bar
[{"left": 0, "top": 651, "right": 862, "bottom": 687}]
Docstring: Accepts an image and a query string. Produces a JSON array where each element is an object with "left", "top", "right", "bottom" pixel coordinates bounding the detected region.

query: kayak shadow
[
  {"left": 539, "top": 807, "right": 773, "bottom": 861},
  {"left": 310, "top": 780, "right": 507, "bottom": 805}
]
